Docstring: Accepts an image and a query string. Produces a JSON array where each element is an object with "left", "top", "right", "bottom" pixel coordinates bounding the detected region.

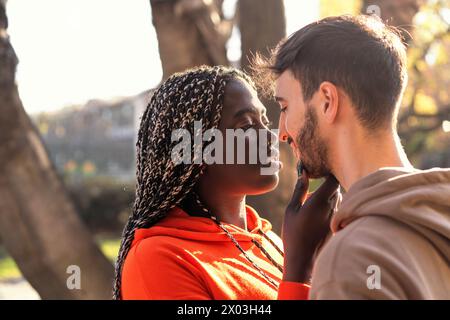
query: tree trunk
[
  {"left": 362, "top": 0, "right": 423, "bottom": 42},
  {"left": 150, "top": 0, "right": 231, "bottom": 80},
  {"left": 0, "top": 1, "right": 114, "bottom": 299},
  {"left": 238, "top": 0, "right": 295, "bottom": 234},
  {"left": 238, "top": 0, "right": 286, "bottom": 72}
]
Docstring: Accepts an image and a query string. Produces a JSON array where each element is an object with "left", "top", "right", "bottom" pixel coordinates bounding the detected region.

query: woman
[{"left": 113, "top": 65, "right": 285, "bottom": 300}]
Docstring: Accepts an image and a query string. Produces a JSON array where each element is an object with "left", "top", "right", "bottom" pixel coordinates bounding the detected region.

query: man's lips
[{"left": 288, "top": 140, "right": 301, "bottom": 160}]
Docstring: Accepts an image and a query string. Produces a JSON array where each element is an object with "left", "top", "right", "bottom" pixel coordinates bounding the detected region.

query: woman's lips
[
  {"left": 260, "top": 159, "right": 283, "bottom": 171},
  {"left": 260, "top": 147, "right": 283, "bottom": 170}
]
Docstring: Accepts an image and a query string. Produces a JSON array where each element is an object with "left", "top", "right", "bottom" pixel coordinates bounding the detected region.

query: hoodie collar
[
  {"left": 131, "top": 205, "right": 272, "bottom": 247},
  {"left": 331, "top": 167, "right": 450, "bottom": 234}
]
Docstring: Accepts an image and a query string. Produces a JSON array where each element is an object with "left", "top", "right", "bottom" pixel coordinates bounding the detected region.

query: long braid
[{"left": 113, "top": 66, "right": 253, "bottom": 300}]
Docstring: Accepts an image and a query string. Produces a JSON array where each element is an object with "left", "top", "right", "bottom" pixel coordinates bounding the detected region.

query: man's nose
[{"left": 278, "top": 115, "right": 289, "bottom": 143}]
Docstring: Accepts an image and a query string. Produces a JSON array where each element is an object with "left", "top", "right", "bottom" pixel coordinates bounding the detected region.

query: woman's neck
[{"left": 196, "top": 185, "right": 248, "bottom": 231}]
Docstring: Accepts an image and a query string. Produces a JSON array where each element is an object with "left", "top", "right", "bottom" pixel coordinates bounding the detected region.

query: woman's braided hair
[{"left": 113, "top": 65, "right": 256, "bottom": 299}]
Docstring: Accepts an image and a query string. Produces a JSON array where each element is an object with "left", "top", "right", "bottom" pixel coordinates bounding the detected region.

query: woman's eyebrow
[{"left": 232, "top": 107, "right": 259, "bottom": 119}]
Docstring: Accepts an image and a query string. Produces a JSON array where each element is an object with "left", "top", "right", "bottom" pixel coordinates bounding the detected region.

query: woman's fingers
[
  {"left": 287, "top": 163, "right": 310, "bottom": 210},
  {"left": 315, "top": 175, "right": 340, "bottom": 198}
]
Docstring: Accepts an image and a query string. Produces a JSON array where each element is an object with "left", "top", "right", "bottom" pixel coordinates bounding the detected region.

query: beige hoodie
[{"left": 310, "top": 167, "right": 450, "bottom": 299}]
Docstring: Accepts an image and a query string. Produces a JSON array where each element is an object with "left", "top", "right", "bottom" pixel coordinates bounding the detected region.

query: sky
[{"left": 6, "top": 0, "right": 319, "bottom": 114}]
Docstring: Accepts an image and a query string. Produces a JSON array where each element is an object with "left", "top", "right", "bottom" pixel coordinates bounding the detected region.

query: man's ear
[{"left": 318, "top": 81, "right": 339, "bottom": 124}]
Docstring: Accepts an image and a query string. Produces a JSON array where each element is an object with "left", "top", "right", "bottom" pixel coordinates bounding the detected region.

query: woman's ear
[{"left": 319, "top": 81, "right": 339, "bottom": 124}]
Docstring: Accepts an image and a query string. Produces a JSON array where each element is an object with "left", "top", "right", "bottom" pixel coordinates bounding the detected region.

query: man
[{"left": 265, "top": 15, "right": 450, "bottom": 299}]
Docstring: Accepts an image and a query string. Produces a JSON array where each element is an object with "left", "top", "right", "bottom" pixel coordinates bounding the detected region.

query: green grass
[
  {"left": 97, "top": 237, "right": 121, "bottom": 262},
  {"left": 0, "top": 237, "right": 121, "bottom": 281},
  {"left": 0, "top": 255, "right": 22, "bottom": 280}
]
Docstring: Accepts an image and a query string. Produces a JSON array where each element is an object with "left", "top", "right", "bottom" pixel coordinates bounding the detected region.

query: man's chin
[
  {"left": 303, "top": 163, "right": 330, "bottom": 179},
  {"left": 306, "top": 172, "right": 325, "bottom": 179}
]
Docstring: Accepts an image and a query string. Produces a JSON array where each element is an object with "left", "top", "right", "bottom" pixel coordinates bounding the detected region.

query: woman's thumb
[{"left": 288, "top": 162, "right": 309, "bottom": 208}]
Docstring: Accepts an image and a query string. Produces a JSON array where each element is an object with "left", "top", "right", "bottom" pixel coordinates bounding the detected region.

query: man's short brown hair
[{"left": 254, "top": 14, "right": 408, "bottom": 130}]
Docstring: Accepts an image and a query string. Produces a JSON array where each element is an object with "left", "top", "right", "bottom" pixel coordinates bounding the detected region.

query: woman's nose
[{"left": 265, "top": 128, "right": 278, "bottom": 148}]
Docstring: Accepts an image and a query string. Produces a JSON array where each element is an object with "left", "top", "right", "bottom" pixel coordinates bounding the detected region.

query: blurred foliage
[
  {"left": 66, "top": 176, "right": 135, "bottom": 235},
  {"left": 398, "top": 0, "right": 450, "bottom": 167}
]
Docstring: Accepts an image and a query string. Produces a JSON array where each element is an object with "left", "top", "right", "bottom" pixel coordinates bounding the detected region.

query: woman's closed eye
[
  {"left": 240, "top": 118, "right": 271, "bottom": 130},
  {"left": 237, "top": 121, "right": 254, "bottom": 131}
]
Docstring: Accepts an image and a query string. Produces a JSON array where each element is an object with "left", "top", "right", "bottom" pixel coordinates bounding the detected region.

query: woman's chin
[{"left": 246, "top": 172, "right": 279, "bottom": 196}]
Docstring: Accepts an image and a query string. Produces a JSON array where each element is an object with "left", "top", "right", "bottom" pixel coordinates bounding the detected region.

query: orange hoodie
[{"left": 121, "top": 205, "right": 289, "bottom": 300}]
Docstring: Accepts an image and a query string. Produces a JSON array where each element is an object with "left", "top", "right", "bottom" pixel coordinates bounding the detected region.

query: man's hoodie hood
[
  {"left": 131, "top": 206, "right": 273, "bottom": 248},
  {"left": 332, "top": 167, "right": 450, "bottom": 259}
]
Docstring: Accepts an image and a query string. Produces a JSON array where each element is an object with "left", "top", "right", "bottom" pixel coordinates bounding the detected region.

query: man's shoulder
[
  {"left": 310, "top": 213, "right": 450, "bottom": 299},
  {"left": 323, "top": 215, "right": 401, "bottom": 250},
  {"left": 313, "top": 215, "right": 414, "bottom": 281}
]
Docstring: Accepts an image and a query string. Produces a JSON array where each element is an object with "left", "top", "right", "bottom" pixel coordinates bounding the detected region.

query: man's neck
[{"left": 332, "top": 129, "right": 413, "bottom": 191}]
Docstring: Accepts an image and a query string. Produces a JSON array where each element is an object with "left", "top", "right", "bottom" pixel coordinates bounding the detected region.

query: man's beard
[{"left": 295, "top": 104, "right": 331, "bottom": 179}]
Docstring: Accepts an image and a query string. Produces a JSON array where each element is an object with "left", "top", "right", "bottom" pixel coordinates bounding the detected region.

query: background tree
[
  {"left": 0, "top": 0, "right": 114, "bottom": 299},
  {"left": 151, "top": 0, "right": 232, "bottom": 80}
]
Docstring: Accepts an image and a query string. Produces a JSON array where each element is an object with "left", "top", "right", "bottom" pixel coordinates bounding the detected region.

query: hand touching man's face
[{"left": 275, "top": 70, "right": 331, "bottom": 179}]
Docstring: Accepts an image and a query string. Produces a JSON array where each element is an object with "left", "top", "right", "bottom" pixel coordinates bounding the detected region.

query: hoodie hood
[
  {"left": 131, "top": 205, "right": 272, "bottom": 248},
  {"left": 332, "top": 167, "right": 450, "bottom": 258}
]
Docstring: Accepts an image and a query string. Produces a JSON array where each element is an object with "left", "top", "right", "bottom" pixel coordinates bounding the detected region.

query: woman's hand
[{"left": 282, "top": 164, "right": 340, "bottom": 283}]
